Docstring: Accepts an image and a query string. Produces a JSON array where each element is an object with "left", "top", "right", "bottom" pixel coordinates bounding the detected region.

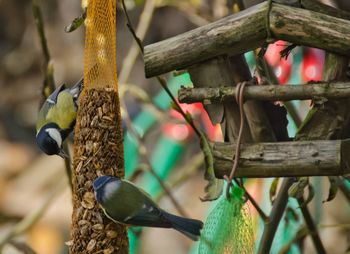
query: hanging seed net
[
  {"left": 84, "top": 0, "right": 118, "bottom": 90},
  {"left": 69, "top": 0, "right": 128, "bottom": 253},
  {"left": 198, "top": 186, "right": 255, "bottom": 254}
]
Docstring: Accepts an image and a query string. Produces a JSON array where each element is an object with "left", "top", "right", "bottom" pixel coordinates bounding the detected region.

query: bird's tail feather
[{"left": 162, "top": 211, "right": 203, "bottom": 241}]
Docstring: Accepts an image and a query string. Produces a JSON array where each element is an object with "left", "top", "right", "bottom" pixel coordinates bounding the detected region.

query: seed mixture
[{"left": 69, "top": 88, "right": 128, "bottom": 254}]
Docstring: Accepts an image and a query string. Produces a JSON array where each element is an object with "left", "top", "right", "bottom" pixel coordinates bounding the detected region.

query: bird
[
  {"left": 36, "top": 78, "right": 83, "bottom": 157},
  {"left": 93, "top": 175, "right": 203, "bottom": 241}
]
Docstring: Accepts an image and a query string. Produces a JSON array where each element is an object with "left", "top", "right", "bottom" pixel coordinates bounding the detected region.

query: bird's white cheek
[
  {"left": 46, "top": 128, "right": 62, "bottom": 147},
  {"left": 103, "top": 181, "right": 119, "bottom": 200}
]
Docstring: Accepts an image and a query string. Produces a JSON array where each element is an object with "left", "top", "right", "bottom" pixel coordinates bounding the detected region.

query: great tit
[
  {"left": 93, "top": 175, "right": 203, "bottom": 241},
  {"left": 36, "top": 78, "right": 83, "bottom": 157}
]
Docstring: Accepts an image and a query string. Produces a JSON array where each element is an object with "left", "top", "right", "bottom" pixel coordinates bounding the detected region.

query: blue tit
[
  {"left": 93, "top": 175, "right": 203, "bottom": 241},
  {"left": 36, "top": 78, "right": 83, "bottom": 157}
]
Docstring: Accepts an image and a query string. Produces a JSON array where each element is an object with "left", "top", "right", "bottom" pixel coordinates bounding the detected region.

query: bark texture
[
  {"left": 212, "top": 140, "right": 350, "bottom": 178},
  {"left": 144, "top": 2, "right": 350, "bottom": 77},
  {"left": 178, "top": 82, "right": 350, "bottom": 103}
]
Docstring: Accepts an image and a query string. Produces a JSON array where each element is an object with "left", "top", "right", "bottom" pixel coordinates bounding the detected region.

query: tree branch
[
  {"left": 258, "top": 178, "right": 294, "bottom": 254},
  {"left": 32, "top": 0, "right": 72, "bottom": 189},
  {"left": 298, "top": 197, "right": 326, "bottom": 254},
  {"left": 32, "top": 0, "right": 55, "bottom": 100},
  {"left": 119, "top": 0, "right": 155, "bottom": 84},
  {"left": 178, "top": 82, "right": 350, "bottom": 103}
]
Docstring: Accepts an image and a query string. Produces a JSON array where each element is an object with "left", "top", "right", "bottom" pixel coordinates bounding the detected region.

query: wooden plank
[
  {"left": 212, "top": 140, "right": 350, "bottom": 178},
  {"left": 144, "top": 2, "right": 268, "bottom": 77},
  {"left": 144, "top": 2, "right": 350, "bottom": 77}
]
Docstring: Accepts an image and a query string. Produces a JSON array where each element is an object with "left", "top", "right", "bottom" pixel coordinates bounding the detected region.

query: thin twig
[
  {"left": 32, "top": 0, "right": 55, "bottom": 100},
  {"left": 154, "top": 153, "right": 204, "bottom": 202},
  {"left": 258, "top": 178, "right": 294, "bottom": 254},
  {"left": 156, "top": 76, "right": 201, "bottom": 137},
  {"left": 118, "top": 0, "right": 164, "bottom": 137},
  {"left": 120, "top": 0, "right": 144, "bottom": 53},
  {"left": 32, "top": 0, "right": 50, "bottom": 64},
  {"left": 297, "top": 197, "right": 326, "bottom": 254},
  {"left": 32, "top": 0, "right": 73, "bottom": 189},
  {"left": 119, "top": 0, "right": 155, "bottom": 84},
  {"left": 64, "top": 8, "right": 87, "bottom": 33},
  {"left": 119, "top": 0, "right": 188, "bottom": 217},
  {"left": 120, "top": 0, "right": 202, "bottom": 138},
  {"left": 122, "top": 105, "right": 188, "bottom": 217},
  {"left": 278, "top": 225, "right": 308, "bottom": 254},
  {"left": 280, "top": 220, "right": 350, "bottom": 254}
]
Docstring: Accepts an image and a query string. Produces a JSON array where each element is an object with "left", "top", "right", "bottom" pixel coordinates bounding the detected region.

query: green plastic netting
[{"left": 198, "top": 186, "right": 255, "bottom": 254}]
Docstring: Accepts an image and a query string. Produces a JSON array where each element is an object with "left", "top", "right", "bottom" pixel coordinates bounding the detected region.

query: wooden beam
[
  {"left": 144, "top": 2, "right": 350, "bottom": 77},
  {"left": 144, "top": 2, "right": 268, "bottom": 77},
  {"left": 212, "top": 139, "right": 350, "bottom": 178},
  {"left": 178, "top": 82, "right": 350, "bottom": 103},
  {"left": 269, "top": 4, "right": 350, "bottom": 55},
  {"left": 301, "top": 0, "right": 350, "bottom": 20}
]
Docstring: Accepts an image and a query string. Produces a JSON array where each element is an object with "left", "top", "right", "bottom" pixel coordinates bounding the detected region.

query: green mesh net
[{"left": 198, "top": 186, "right": 255, "bottom": 254}]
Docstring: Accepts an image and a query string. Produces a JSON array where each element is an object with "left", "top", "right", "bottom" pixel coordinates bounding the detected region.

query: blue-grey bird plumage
[
  {"left": 93, "top": 175, "right": 203, "bottom": 241},
  {"left": 36, "top": 78, "right": 83, "bottom": 156}
]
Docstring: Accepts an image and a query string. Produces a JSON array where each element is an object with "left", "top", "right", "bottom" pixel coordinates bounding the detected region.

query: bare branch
[{"left": 179, "top": 82, "right": 350, "bottom": 103}]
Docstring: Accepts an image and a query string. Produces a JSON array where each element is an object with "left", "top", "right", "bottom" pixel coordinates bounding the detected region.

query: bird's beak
[{"left": 58, "top": 149, "right": 69, "bottom": 159}]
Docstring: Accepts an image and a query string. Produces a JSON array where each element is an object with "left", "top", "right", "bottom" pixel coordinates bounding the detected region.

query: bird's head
[
  {"left": 93, "top": 176, "right": 120, "bottom": 204},
  {"left": 36, "top": 123, "right": 68, "bottom": 158}
]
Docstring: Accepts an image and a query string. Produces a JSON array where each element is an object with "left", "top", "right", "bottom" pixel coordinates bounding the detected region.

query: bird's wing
[
  {"left": 47, "top": 84, "right": 66, "bottom": 105},
  {"left": 123, "top": 197, "right": 171, "bottom": 228},
  {"left": 103, "top": 180, "right": 171, "bottom": 228},
  {"left": 36, "top": 88, "right": 77, "bottom": 132},
  {"left": 36, "top": 102, "right": 51, "bottom": 132}
]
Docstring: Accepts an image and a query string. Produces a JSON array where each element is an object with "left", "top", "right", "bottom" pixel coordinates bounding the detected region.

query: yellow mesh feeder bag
[
  {"left": 84, "top": 0, "right": 118, "bottom": 90},
  {"left": 198, "top": 186, "right": 255, "bottom": 254},
  {"left": 69, "top": 0, "right": 128, "bottom": 252}
]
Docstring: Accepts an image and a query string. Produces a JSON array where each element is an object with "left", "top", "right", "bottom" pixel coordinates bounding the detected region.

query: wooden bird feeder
[{"left": 143, "top": 0, "right": 350, "bottom": 179}]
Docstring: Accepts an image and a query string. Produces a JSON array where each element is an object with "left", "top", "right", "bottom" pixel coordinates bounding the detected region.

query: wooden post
[{"left": 212, "top": 140, "right": 350, "bottom": 178}]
